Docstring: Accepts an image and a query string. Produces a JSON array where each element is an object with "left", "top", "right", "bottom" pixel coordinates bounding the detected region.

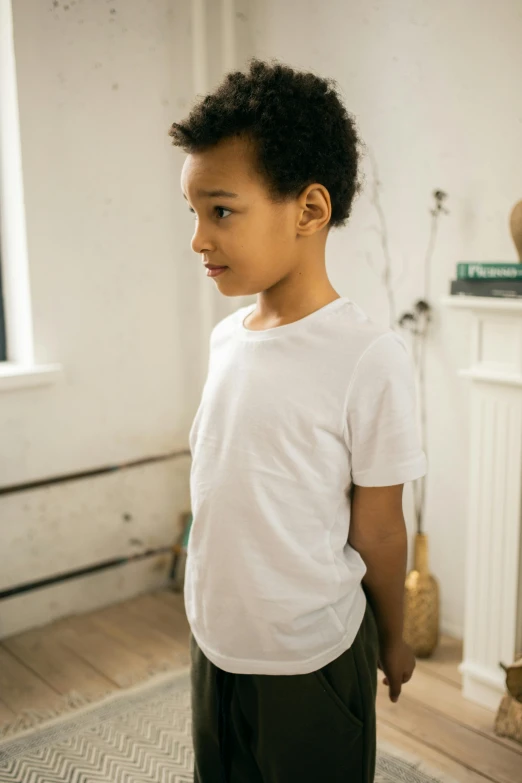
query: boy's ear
[{"left": 296, "top": 184, "right": 332, "bottom": 236}]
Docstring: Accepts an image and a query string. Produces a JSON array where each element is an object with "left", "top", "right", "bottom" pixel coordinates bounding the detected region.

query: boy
[{"left": 169, "top": 59, "right": 427, "bottom": 783}]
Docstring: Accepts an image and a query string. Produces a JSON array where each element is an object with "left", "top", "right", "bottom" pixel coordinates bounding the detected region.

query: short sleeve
[{"left": 344, "top": 331, "right": 428, "bottom": 487}]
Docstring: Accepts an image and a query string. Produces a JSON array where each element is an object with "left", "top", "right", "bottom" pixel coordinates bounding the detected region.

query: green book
[{"left": 457, "top": 262, "right": 522, "bottom": 280}]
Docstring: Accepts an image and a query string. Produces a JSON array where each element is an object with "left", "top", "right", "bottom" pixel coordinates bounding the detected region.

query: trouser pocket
[{"left": 314, "top": 647, "right": 364, "bottom": 731}]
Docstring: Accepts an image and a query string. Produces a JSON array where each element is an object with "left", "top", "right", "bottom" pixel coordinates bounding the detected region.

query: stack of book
[{"left": 450, "top": 263, "right": 522, "bottom": 298}]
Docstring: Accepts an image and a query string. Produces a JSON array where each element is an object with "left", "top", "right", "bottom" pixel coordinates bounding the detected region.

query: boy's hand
[{"left": 378, "top": 639, "right": 416, "bottom": 703}]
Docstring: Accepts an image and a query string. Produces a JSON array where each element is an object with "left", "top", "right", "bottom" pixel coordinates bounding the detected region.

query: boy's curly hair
[{"left": 169, "top": 59, "right": 362, "bottom": 228}]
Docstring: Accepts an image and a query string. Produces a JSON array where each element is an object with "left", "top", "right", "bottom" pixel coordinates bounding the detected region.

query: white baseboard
[
  {"left": 462, "top": 669, "right": 504, "bottom": 712},
  {"left": 0, "top": 553, "right": 173, "bottom": 640}
]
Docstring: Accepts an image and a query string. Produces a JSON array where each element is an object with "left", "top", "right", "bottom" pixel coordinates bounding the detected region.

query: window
[{"left": 0, "top": 1, "right": 61, "bottom": 389}]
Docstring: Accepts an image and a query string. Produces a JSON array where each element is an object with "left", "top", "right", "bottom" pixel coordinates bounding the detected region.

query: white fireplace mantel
[{"left": 441, "top": 295, "right": 522, "bottom": 710}]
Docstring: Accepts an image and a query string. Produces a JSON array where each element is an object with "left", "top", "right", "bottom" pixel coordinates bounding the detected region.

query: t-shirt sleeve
[{"left": 343, "top": 331, "right": 428, "bottom": 487}]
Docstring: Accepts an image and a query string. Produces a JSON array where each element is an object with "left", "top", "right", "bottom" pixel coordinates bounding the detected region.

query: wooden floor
[{"left": 0, "top": 590, "right": 520, "bottom": 782}]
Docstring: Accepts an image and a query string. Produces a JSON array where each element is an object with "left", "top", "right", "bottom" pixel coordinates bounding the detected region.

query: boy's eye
[{"left": 188, "top": 206, "right": 232, "bottom": 220}]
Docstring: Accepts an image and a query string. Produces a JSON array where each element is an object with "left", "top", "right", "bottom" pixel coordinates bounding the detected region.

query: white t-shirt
[{"left": 186, "top": 297, "right": 427, "bottom": 675}]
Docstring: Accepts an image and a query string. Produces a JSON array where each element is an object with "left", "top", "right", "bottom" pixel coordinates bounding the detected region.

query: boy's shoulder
[{"left": 324, "top": 300, "right": 410, "bottom": 371}]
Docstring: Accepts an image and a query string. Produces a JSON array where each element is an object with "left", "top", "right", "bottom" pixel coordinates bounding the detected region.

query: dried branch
[
  {"left": 367, "top": 165, "right": 449, "bottom": 534},
  {"left": 367, "top": 150, "right": 397, "bottom": 325}
]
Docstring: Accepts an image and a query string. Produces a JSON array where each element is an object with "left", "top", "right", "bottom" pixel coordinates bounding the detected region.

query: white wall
[
  {"left": 4, "top": 0, "right": 201, "bottom": 481},
  {"left": 247, "top": 0, "right": 522, "bottom": 637},
  {"left": 0, "top": 0, "right": 203, "bottom": 634}
]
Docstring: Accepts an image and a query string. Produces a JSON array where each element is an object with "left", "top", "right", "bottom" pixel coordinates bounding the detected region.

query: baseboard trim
[{"left": 0, "top": 553, "right": 173, "bottom": 640}]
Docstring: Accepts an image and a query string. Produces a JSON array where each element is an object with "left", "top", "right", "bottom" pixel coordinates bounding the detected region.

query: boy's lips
[{"left": 204, "top": 263, "right": 228, "bottom": 278}]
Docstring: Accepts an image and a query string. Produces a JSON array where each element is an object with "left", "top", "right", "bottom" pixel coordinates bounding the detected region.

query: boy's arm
[{"left": 348, "top": 482, "right": 415, "bottom": 702}]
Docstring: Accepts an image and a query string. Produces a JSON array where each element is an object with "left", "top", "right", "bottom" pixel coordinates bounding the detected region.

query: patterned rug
[{"left": 0, "top": 669, "right": 452, "bottom": 782}]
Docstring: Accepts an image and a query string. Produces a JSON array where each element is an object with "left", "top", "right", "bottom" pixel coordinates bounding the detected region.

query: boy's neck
[{"left": 247, "top": 264, "right": 341, "bottom": 331}]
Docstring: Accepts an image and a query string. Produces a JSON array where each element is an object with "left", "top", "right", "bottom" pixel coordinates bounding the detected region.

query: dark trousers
[{"left": 190, "top": 602, "right": 379, "bottom": 783}]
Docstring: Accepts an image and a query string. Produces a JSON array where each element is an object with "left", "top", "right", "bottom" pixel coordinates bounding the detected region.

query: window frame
[{"left": 0, "top": 1, "right": 61, "bottom": 391}]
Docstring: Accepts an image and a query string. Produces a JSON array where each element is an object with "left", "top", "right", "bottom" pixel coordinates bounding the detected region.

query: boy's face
[{"left": 180, "top": 135, "right": 303, "bottom": 297}]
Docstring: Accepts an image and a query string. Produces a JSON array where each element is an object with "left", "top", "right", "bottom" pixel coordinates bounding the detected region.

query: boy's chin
[{"left": 213, "top": 276, "right": 257, "bottom": 298}]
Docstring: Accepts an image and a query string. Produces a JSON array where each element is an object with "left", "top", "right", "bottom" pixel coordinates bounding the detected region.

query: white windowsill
[{"left": 0, "top": 362, "right": 63, "bottom": 392}]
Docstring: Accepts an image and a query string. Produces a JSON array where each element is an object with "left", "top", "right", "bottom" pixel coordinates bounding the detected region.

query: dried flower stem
[
  {"left": 367, "top": 163, "right": 448, "bottom": 535},
  {"left": 413, "top": 192, "right": 448, "bottom": 532},
  {"left": 368, "top": 150, "right": 397, "bottom": 325}
]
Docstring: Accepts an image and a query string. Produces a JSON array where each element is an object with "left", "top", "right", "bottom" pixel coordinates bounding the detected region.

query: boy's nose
[{"left": 191, "top": 226, "right": 215, "bottom": 255}]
